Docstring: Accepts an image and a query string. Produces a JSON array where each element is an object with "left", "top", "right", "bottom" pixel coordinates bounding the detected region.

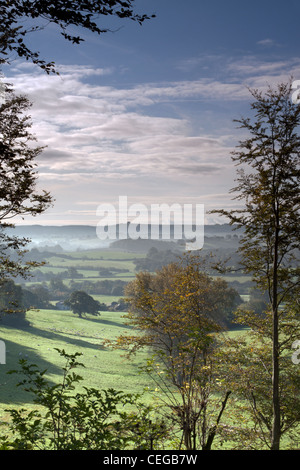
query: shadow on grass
[
  {"left": 83, "top": 315, "right": 134, "bottom": 330},
  {"left": 0, "top": 323, "right": 107, "bottom": 406},
  {"left": 22, "top": 323, "right": 106, "bottom": 351},
  {"left": 0, "top": 311, "right": 134, "bottom": 406},
  {"left": 0, "top": 338, "right": 62, "bottom": 405}
]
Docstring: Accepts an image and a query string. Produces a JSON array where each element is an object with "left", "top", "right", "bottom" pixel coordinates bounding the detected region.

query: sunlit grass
[{"left": 0, "top": 309, "right": 151, "bottom": 413}]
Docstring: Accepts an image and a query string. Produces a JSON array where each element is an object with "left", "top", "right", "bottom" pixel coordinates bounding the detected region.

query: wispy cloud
[
  {"left": 256, "top": 38, "right": 279, "bottom": 48},
  {"left": 8, "top": 64, "right": 235, "bottom": 181}
]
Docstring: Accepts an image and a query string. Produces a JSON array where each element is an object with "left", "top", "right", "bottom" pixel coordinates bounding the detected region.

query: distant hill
[
  {"left": 7, "top": 223, "right": 243, "bottom": 252},
  {"left": 6, "top": 225, "right": 109, "bottom": 252},
  {"left": 110, "top": 238, "right": 184, "bottom": 253}
]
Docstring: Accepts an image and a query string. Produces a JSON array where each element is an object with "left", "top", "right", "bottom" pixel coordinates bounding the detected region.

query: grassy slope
[
  {"left": 0, "top": 247, "right": 247, "bottom": 413},
  {"left": 0, "top": 308, "right": 151, "bottom": 415}
]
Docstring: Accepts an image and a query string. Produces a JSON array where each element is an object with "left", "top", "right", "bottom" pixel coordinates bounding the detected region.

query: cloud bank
[{"left": 4, "top": 56, "right": 300, "bottom": 225}]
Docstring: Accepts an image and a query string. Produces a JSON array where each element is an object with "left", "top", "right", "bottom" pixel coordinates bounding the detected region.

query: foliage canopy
[
  {"left": 0, "top": 86, "right": 52, "bottom": 289},
  {"left": 0, "top": 0, "right": 155, "bottom": 73}
]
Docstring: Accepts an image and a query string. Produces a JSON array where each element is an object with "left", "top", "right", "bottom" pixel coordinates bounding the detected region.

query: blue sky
[{"left": 3, "top": 0, "right": 300, "bottom": 226}]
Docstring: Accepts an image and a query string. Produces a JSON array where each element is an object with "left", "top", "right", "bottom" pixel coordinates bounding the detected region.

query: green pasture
[
  {"left": 0, "top": 305, "right": 244, "bottom": 412},
  {"left": 44, "top": 257, "right": 137, "bottom": 272},
  {"left": 0, "top": 308, "right": 151, "bottom": 417},
  {"left": 0, "top": 247, "right": 285, "bottom": 448},
  {"left": 65, "top": 250, "right": 145, "bottom": 260},
  {"left": 35, "top": 249, "right": 144, "bottom": 285},
  {"left": 44, "top": 249, "right": 143, "bottom": 271},
  {"left": 0, "top": 306, "right": 244, "bottom": 444},
  {"left": 0, "top": 308, "right": 296, "bottom": 449}
]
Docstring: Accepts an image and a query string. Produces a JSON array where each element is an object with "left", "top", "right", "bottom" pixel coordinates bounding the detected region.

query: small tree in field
[
  {"left": 65, "top": 290, "right": 103, "bottom": 318},
  {"left": 212, "top": 81, "right": 300, "bottom": 450}
]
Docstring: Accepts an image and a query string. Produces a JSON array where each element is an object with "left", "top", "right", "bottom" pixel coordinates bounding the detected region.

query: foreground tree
[
  {"left": 0, "top": 0, "right": 155, "bottom": 73},
  {"left": 218, "top": 303, "right": 300, "bottom": 449},
  {"left": 212, "top": 81, "right": 300, "bottom": 449},
  {"left": 0, "top": 85, "right": 52, "bottom": 293},
  {"left": 110, "top": 254, "right": 240, "bottom": 449},
  {"left": 2, "top": 349, "right": 170, "bottom": 450},
  {"left": 0, "top": 279, "right": 23, "bottom": 315}
]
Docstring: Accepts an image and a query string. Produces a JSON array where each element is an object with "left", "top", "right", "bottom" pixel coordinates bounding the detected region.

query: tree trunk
[
  {"left": 203, "top": 391, "right": 231, "bottom": 450},
  {"left": 271, "top": 305, "right": 280, "bottom": 449},
  {"left": 271, "top": 224, "right": 281, "bottom": 450}
]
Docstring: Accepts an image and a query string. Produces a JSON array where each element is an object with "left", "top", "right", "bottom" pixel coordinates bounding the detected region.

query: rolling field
[
  {"left": 40, "top": 249, "right": 144, "bottom": 280},
  {"left": 0, "top": 246, "right": 275, "bottom": 448},
  {"left": 1, "top": 306, "right": 297, "bottom": 449},
  {"left": 0, "top": 308, "right": 151, "bottom": 421},
  {"left": 0, "top": 247, "right": 251, "bottom": 417},
  {"left": 0, "top": 248, "right": 151, "bottom": 417}
]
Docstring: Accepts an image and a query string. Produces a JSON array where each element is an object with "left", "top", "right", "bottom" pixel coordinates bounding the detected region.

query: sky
[{"left": 2, "top": 0, "right": 300, "bottom": 226}]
